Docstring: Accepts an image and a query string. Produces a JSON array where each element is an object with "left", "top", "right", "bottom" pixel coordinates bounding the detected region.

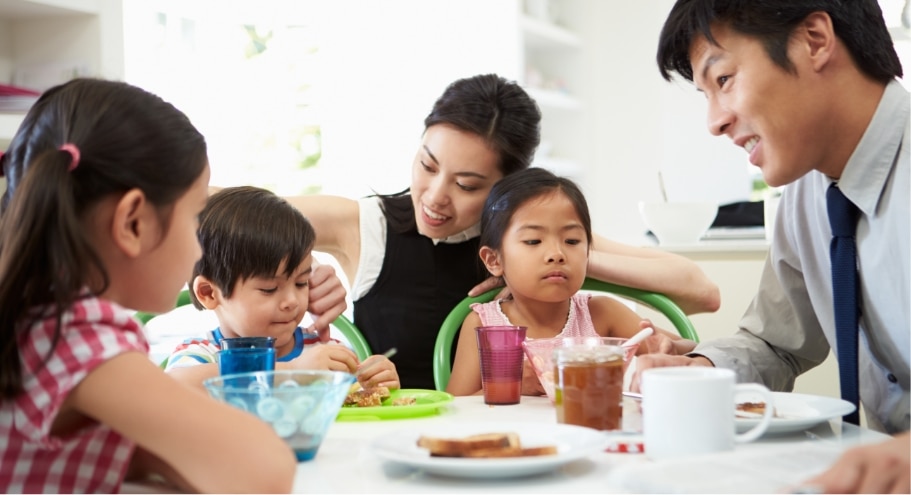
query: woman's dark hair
[
  {"left": 0, "top": 78, "right": 208, "bottom": 398},
  {"left": 480, "top": 167, "right": 592, "bottom": 253},
  {"left": 380, "top": 74, "right": 542, "bottom": 232},
  {"left": 189, "top": 186, "right": 316, "bottom": 309},
  {"left": 657, "top": 0, "right": 902, "bottom": 83}
]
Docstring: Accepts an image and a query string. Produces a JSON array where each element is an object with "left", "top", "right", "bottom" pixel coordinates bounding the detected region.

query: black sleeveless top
[{"left": 354, "top": 200, "right": 487, "bottom": 390}]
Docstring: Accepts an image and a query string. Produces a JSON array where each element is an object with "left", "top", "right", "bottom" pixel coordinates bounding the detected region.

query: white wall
[
  {"left": 576, "top": 0, "right": 752, "bottom": 244},
  {"left": 314, "top": 0, "right": 520, "bottom": 198}
]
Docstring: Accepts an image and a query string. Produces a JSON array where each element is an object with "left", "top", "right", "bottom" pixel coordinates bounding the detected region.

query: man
[{"left": 638, "top": 1, "right": 909, "bottom": 492}]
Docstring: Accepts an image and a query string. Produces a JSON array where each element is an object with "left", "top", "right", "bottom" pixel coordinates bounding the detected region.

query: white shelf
[
  {"left": 520, "top": 15, "right": 581, "bottom": 48},
  {"left": 0, "top": 113, "right": 25, "bottom": 140},
  {"left": 0, "top": 0, "right": 100, "bottom": 18}
]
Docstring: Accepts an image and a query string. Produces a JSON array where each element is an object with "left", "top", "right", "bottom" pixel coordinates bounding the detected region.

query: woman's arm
[
  {"left": 446, "top": 312, "right": 484, "bottom": 396},
  {"left": 283, "top": 195, "right": 361, "bottom": 284},
  {"left": 588, "top": 233, "right": 720, "bottom": 315}
]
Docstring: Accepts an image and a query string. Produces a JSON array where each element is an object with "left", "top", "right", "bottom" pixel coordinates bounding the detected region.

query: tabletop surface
[{"left": 290, "top": 394, "right": 890, "bottom": 494}]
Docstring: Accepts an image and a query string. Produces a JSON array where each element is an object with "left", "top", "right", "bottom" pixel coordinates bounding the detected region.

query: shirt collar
[
  {"left": 429, "top": 222, "right": 481, "bottom": 245},
  {"left": 838, "top": 79, "right": 909, "bottom": 216}
]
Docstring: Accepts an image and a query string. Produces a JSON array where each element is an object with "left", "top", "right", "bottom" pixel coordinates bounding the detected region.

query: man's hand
[
  {"left": 799, "top": 431, "right": 910, "bottom": 493},
  {"left": 306, "top": 263, "right": 347, "bottom": 341},
  {"left": 630, "top": 354, "right": 713, "bottom": 392}
]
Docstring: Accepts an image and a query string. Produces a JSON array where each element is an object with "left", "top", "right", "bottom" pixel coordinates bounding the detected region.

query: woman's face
[{"left": 411, "top": 124, "right": 503, "bottom": 239}]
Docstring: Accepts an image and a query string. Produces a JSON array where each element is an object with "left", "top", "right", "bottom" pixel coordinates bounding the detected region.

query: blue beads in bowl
[{"left": 204, "top": 370, "right": 355, "bottom": 461}]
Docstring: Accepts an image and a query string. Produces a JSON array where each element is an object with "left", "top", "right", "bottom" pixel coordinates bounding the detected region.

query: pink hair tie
[{"left": 59, "top": 143, "right": 80, "bottom": 171}]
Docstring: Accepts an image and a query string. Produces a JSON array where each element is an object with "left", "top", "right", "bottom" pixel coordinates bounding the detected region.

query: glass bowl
[
  {"left": 521, "top": 336, "right": 637, "bottom": 404},
  {"left": 204, "top": 370, "right": 355, "bottom": 461}
]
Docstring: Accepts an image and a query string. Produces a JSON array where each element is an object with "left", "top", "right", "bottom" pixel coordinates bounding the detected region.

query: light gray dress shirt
[{"left": 694, "top": 80, "right": 910, "bottom": 434}]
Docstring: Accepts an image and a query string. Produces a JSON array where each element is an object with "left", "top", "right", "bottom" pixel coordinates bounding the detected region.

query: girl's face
[
  {"left": 411, "top": 124, "right": 503, "bottom": 239},
  {"left": 487, "top": 190, "right": 589, "bottom": 303},
  {"left": 141, "top": 164, "right": 211, "bottom": 313},
  {"left": 213, "top": 255, "right": 313, "bottom": 357}
]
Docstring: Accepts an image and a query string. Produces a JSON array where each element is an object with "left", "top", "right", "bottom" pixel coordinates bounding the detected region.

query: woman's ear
[
  {"left": 109, "top": 188, "right": 150, "bottom": 258},
  {"left": 192, "top": 275, "right": 221, "bottom": 310},
  {"left": 479, "top": 246, "right": 504, "bottom": 276}
]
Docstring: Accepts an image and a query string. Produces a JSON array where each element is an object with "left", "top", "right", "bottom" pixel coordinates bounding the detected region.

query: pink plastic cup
[{"left": 475, "top": 325, "right": 527, "bottom": 405}]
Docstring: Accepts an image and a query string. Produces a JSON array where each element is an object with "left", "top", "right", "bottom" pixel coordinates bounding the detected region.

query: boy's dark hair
[
  {"left": 190, "top": 186, "right": 316, "bottom": 309},
  {"left": 480, "top": 167, "right": 592, "bottom": 253},
  {"left": 657, "top": 0, "right": 902, "bottom": 83},
  {"left": 0, "top": 78, "right": 208, "bottom": 398},
  {"left": 380, "top": 73, "right": 542, "bottom": 233}
]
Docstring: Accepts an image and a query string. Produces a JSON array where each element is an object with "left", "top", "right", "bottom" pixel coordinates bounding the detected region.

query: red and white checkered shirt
[{"left": 0, "top": 295, "right": 149, "bottom": 493}]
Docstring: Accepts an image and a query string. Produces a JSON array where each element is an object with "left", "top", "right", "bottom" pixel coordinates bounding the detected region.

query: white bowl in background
[{"left": 638, "top": 201, "right": 719, "bottom": 245}]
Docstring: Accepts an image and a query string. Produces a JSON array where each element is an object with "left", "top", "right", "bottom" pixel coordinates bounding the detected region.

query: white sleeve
[{"left": 351, "top": 197, "right": 387, "bottom": 301}]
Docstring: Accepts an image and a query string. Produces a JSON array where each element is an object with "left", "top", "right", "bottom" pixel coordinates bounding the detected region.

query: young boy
[{"left": 165, "top": 186, "right": 399, "bottom": 390}]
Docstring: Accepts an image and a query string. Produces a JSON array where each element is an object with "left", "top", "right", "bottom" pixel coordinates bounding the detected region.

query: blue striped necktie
[{"left": 826, "top": 183, "right": 861, "bottom": 425}]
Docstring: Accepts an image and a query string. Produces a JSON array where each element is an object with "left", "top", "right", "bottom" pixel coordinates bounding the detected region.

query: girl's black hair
[
  {"left": 0, "top": 78, "right": 208, "bottom": 398},
  {"left": 480, "top": 168, "right": 593, "bottom": 253}
]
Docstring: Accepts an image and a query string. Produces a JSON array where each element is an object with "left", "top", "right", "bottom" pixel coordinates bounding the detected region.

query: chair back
[{"left": 432, "top": 278, "right": 700, "bottom": 391}]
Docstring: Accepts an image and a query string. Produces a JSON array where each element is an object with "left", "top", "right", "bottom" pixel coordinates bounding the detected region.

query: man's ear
[
  {"left": 192, "top": 275, "right": 221, "bottom": 310},
  {"left": 479, "top": 246, "right": 504, "bottom": 277},
  {"left": 110, "top": 188, "right": 150, "bottom": 258},
  {"left": 799, "top": 11, "right": 837, "bottom": 72}
]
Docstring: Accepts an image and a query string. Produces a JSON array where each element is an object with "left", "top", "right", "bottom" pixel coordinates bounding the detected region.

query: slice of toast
[
  {"left": 460, "top": 445, "right": 559, "bottom": 458},
  {"left": 417, "top": 432, "right": 520, "bottom": 457}
]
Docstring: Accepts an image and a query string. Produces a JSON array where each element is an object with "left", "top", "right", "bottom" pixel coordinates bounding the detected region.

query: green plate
[{"left": 336, "top": 388, "right": 454, "bottom": 421}]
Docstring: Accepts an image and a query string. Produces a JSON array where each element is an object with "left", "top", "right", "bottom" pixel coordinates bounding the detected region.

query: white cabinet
[
  {"left": 0, "top": 0, "right": 123, "bottom": 149},
  {"left": 518, "top": 0, "right": 587, "bottom": 180}
]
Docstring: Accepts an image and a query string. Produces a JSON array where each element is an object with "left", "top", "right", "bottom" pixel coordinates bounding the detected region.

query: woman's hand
[
  {"left": 467, "top": 275, "right": 510, "bottom": 298},
  {"left": 306, "top": 262, "right": 348, "bottom": 341},
  {"left": 356, "top": 354, "right": 400, "bottom": 390},
  {"left": 290, "top": 344, "right": 358, "bottom": 373}
]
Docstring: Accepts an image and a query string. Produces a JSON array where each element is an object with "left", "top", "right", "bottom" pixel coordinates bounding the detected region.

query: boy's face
[
  {"left": 214, "top": 254, "right": 313, "bottom": 358},
  {"left": 689, "top": 22, "right": 829, "bottom": 187}
]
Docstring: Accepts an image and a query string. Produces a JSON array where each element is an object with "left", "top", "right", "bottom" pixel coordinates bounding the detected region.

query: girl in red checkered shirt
[{"left": 0, "top": 79, "right": 296, "bottom": 493}]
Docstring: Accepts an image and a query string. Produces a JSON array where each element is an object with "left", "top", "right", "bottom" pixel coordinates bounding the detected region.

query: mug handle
[{"left": 733, "top": 383, "right": 775, "bottom": 443}]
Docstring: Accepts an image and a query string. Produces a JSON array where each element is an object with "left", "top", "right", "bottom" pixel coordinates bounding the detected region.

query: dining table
[{"left": 290, "top": 394, "right": 891, "bottom": 494}]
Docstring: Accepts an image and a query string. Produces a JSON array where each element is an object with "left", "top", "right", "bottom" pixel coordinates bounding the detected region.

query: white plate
[
  {"left": 735, "top": 392, "right": 856, "bottom": 435},
  {"left": 369, "top": 421, "right": 609, "bottom": 479}
]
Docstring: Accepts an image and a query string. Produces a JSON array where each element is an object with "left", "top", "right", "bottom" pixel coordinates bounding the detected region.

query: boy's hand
[
  {"left": 290, "top": 344, "right": 358, "bottom": 373},
  {"left": 356, "top": 355, "right": 400, "bottom": 390},
  {"left": 306, "top": 263, "right": 348, "bottom": 341}
]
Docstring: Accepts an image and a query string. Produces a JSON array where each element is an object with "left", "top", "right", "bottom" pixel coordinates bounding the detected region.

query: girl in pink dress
[
  {"left": 447, "top": 168, "right": 692, "bottom": 397},
  {"left": 0, "top": 79, "right": 296, "bottom": 493}
]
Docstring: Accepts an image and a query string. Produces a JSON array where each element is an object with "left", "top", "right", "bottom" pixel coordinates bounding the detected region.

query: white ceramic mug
[{"left": 641, "top": 367, "right": 774, "bottom": 460}]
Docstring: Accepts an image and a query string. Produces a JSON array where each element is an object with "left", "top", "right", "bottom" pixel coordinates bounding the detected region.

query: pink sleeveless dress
[{"left": 469, "top": 292, "right": 600, "bottom": 345}]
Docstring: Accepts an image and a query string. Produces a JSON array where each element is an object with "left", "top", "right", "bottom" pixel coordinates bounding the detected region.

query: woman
[{"left": 289, "top": 74, "right": 719, "bottom": 389}]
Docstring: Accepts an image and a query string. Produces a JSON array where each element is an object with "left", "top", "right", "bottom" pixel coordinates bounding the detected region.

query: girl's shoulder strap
[{"left": 469, "top": 299, "right": 511, "bottom": 326}]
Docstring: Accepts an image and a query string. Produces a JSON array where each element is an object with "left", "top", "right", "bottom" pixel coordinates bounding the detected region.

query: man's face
[{"left": 689, "top": 23, "right": 827, "bottom": 186}]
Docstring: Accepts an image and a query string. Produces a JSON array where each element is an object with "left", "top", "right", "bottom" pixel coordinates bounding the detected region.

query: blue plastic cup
[{"left": 218, "top": 337, "right": 276, "bottom": 376}]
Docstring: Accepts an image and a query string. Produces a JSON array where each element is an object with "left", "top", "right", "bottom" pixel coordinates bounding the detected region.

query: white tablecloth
[{"left": 291, "top": 395, "right": 890, "bottom": 494}]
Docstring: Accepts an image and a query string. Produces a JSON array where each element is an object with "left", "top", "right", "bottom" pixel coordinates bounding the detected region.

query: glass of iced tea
[{"left": 553, "top": 343, "right": 625, "bottom": 430}]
